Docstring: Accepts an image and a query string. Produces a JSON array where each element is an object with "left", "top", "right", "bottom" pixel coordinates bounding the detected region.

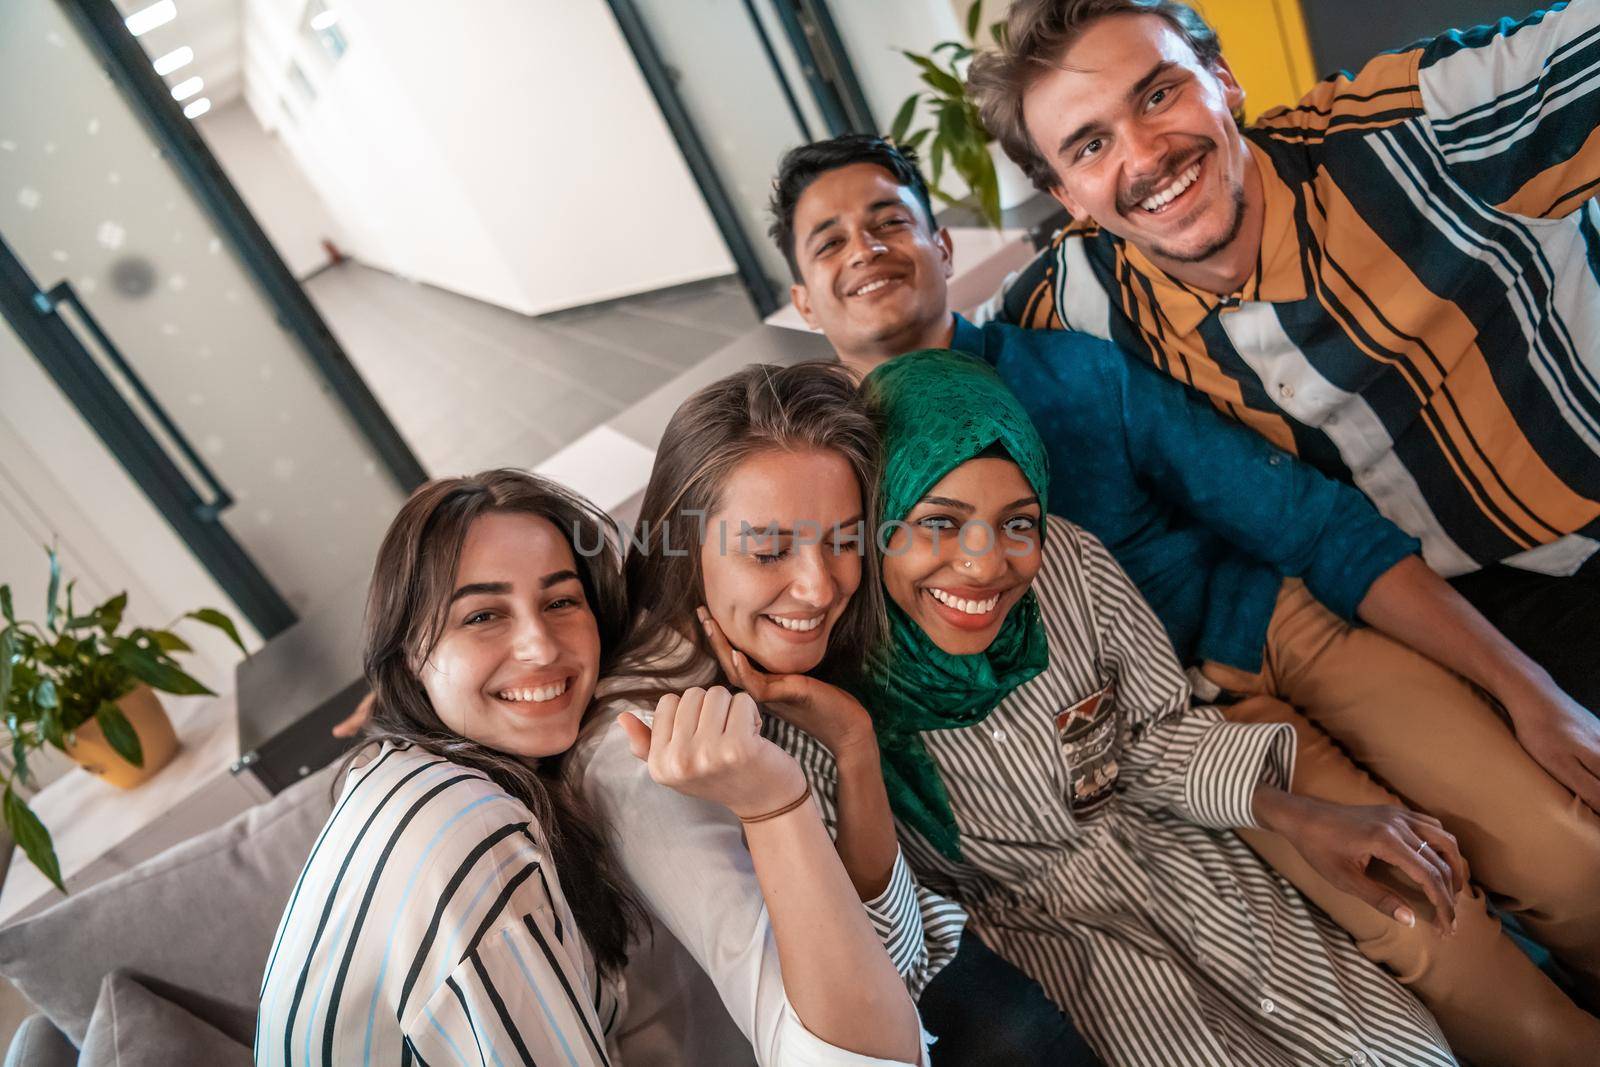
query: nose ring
[{"left": 962, "top": 558, "right": 973, "bottom": 569}]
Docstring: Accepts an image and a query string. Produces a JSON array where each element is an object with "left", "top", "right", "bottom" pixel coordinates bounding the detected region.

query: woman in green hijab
[{"left": 837, "top": 350, "right": 1457, "bottom": 1067}]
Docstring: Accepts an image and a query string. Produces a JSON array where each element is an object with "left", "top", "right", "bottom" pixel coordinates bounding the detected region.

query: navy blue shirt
[{"left": 954, "top": 315, "right": 1419, "bottom": 671}]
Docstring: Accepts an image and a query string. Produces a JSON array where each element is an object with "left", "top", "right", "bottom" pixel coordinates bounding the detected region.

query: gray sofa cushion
[
  {"left": 1, "top": 1014, "right": 75, "bottom": 1067},
  {"left": 77, "top": 970, "right": 251, "bottom": 1066},
  {"left": 0, "top": 764, "right": 340, "bottom": 1046}
]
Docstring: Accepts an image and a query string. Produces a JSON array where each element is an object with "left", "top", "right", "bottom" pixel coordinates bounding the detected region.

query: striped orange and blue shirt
[{"left": 990, "top": 3, "right": 1600, "bottom": 578}]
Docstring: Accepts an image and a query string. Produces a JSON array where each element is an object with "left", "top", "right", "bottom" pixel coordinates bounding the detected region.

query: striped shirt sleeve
[
  {"left": 1069, "top": 521, "right": 1296, "bottom": 829},
  {"left": 405, "top": 909, "right": 617, "bottom": 1067},
  {"left": 1416, "top": 1, "right": 1600, "bottom": 218},
  {"left": 766, "top": 718, "right": 967, "bottom": 1000}
]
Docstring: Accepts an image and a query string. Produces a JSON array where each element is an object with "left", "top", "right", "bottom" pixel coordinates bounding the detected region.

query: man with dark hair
[
  {"left": 967, "top": 0, "right": 1600, "bottom": 711},
  {"left": 770, "top": 132, "right": 1600, "bottom": 1064}
]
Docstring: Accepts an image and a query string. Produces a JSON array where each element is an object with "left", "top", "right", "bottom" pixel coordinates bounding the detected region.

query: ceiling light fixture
[
  {"left": 182, "top": 97, "right": 211, "bottom": 119},
  {"left": 152, "top": 46, "right": 193, "bottom": 76},
  {"left": 170, "top": 75, "right": 204, "bottom": 101},
  {"left": 125, "top": 1, "right": 177, "bottom": 37}
]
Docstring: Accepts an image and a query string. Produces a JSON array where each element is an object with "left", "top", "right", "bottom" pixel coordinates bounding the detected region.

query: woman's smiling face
[
  {"left": 415, "top": 511, "right": 601, "bottom": 759},
  {"left": 699, "top": 447, "right": 864, "bottom": 674},
  {"left": 882, "top": 456, "right": 1043, "bottom": 655}
]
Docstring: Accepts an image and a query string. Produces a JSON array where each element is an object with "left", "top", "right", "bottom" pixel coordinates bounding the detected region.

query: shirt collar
[{"left": 951, "top": 312, "right": 984, "bottom": 357}]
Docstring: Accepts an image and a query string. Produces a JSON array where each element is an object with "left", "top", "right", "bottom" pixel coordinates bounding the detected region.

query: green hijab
[{"left": 855, "top": 349, "right": 1050, "bottom": 861}]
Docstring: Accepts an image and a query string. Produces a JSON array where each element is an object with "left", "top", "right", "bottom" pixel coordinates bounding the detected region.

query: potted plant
[
  {"left": 888, "top": 0, "right": 1034, "bottom": 228},
  {"left": 0, "top": 547, "right": 246, "bottom": 890}
]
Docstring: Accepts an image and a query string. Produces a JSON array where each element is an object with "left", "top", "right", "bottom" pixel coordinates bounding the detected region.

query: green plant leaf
[
  {"left": 905, "top": 128, "right": 932, "bottom": 153},
  {"left": 974, "top": 151, "right": 1002, "bottom": 228},
  {"left": 44, "top": 548, "right": 60, "bottom": 632},
  {"left": 918, "top": 67, "right": 965, "bottom": 99},
  {"left": 114, "top": 643, "right": 213, "bottom": 696},
  {"left": 990, "top": 20, "right": 1008, "bottom": 49},
  {"left": 149, "top": 630, "right": 192, "bottom": 654},
  {"left": 0, "top": 585, "right": 13, "bottom": 624},
  {"left": 889, "top": 93, "right": 920, "bottom": 143},
  {"left": 0, "top": 628, "right": 14, "bottom": 712},
  {"left": 95, "top": 701, "right": 143, "bottom": 767},
  {"left": 95, "top": 592, "right": 127, "bottom": 635},
  {"left": 966, "top": 0, "right": 983, "bottom": 43},
  {"left": 903, "top": 52, "right": 964, "bottom": 100},
  {"left": 930, "top": 138, "right": 948, "bottom": 193},
  {"left": 10, "top": 733, "right": 31, "bottom": 790},
  {"left": 32, "top": 679, "right": 57, "bottom": 711},
  {"left": 3, "top": 786, "right": 63, "bottom": 892},
  {"left": 39, "top": 709, "right": 65, "bottom": 750},
  {"left": 186, "top": 608, "right": 248, "bottom": 658}
]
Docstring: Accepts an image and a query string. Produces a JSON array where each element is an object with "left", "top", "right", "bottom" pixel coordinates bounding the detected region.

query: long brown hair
[
  {"left": 352, "top": 469, "right": 641, "bottom": 975},
  {"left": 609, "top": 362, "right": 885, "bottom": 695}
]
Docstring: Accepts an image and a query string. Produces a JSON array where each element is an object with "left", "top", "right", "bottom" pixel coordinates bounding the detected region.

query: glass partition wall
[{"left": 0, "top": 0, "right": 423, "bottom": 635}]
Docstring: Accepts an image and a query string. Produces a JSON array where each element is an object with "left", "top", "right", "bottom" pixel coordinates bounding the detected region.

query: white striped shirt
[
  {"left": 256, "top": 744, "right": 622, "bottom": 1067},
  {"left": 870, "top": 518, "right": 1456, "bottom": 1067}
]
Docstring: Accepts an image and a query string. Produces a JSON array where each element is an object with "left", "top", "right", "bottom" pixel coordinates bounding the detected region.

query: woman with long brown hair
[
  {"left": 257, "top": 469, "right": 925, "bottom": 1066},
  {"left": 574, "top": 362, "right": 1101, "bottom": 1065}
]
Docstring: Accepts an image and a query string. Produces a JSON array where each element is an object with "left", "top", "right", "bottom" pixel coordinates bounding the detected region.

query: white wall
[
  {"left": 194, "top": 98, "right": 343, "bottom": 278},
  {"left": 241, "top": 0, "right": 735, "bottom": 315},
  {"left": 832, "top": 0, "right": 965, "bottom": 135}
]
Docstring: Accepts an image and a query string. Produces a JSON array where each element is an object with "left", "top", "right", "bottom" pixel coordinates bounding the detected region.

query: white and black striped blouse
[{"left": 256, "top": 743, "right": 621, "bottom": 1066}]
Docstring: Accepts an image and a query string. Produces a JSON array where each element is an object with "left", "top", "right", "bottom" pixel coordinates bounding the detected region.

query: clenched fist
[{"left": 618, "top": 685, "right": 809, "bottom": 820}]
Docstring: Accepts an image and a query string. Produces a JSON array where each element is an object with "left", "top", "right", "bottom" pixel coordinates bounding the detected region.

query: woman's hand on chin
[
  {"left": 699, "top": 608, "right": 876, "bottom": 759},
  {"left": 618, "top": 686, "right": 807, "bottom": 819}
]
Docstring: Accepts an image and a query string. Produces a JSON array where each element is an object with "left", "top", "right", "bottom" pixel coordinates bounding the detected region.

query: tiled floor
[{"left": 303, "top": 263, "right": 758, "bottom": 478}]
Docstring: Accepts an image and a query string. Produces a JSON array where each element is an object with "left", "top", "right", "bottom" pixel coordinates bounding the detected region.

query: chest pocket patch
[{"left": 1055, "top": 680, "right": 1119, "bottom": 818}]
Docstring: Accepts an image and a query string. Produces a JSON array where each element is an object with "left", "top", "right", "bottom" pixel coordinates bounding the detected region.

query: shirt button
[
  {"left": 1278, "top": 382, "right": 1295, "bottom": 400},
  {"left": 991, "top": 727, "right": 1008, "bottom": 742},
  {"left": 1268, "top": 454, "right": 1284, "bottom": 466},
  {"left": 1259, "top": 997, "right": 1275, "bottom": 1015},
  {"left": 1350, "top": 1053, "right": 1369, "bottom": 1066}
]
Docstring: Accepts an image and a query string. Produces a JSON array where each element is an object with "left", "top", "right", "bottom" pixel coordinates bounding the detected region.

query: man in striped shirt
[{"left": 968, "top": 0, "right": 1600, "bottom": 709}]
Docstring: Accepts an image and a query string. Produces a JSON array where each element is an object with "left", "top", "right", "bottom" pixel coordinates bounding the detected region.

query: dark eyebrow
[
  {"left": 540, "top": 569, "right": 581, "bottom": 590},
  {"left": 448, "top": 581, "right": 510, "bottom": 605},
  {"left": 915, "top": 495, "right": 976, "bottom": 514},
  {"left": 448, "top": 571, "right": 579, "bottom": 605},
  {"left": 1055, "top": 59, "right": 1178, "bottom": 158},
  {"left": 738, "top": 516, "right": 865, "bottom": 537},
  {"left": 1006, "top": 496, "right": 1042, "bottom": 511},
  {"left": 805, "top": 215, "right": 841, "bottom": 246},
  {"left": 1127, "top": 59, "right": 1178, "bottom": 106}
]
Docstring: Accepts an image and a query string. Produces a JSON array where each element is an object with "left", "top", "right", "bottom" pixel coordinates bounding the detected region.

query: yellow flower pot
[{"left": 63, "top": 685, "right": 179, "bottom": 788}]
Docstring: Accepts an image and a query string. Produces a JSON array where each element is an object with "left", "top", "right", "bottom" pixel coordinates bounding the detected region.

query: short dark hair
[
  {"left": 968, "top": 0, "right": 1224, "bottom": 191},
  {"left": 768, "top": 134, "right": 937, "bottom": 282}
]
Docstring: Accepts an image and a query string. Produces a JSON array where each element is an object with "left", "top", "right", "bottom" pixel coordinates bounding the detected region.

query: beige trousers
[{"left": 1203, "top": 580, "right": 1600, "bottom": 1067}]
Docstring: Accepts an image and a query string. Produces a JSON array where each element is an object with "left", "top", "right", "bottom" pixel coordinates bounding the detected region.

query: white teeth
[
  {"left": 928, "top": 588, "right": 1001, "bottom": 615},
  {"left": 1140, "top": 162, "right": 1201, "bottom": 212},
  {"left": 768, "top": 614, "right": 824, "bottom": 632},
  {"left": 851, "top": 277, "right": 892, "bottom": 296},
  {"left": 497, "top": 679, "right": 568, "bottom": 703}
]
